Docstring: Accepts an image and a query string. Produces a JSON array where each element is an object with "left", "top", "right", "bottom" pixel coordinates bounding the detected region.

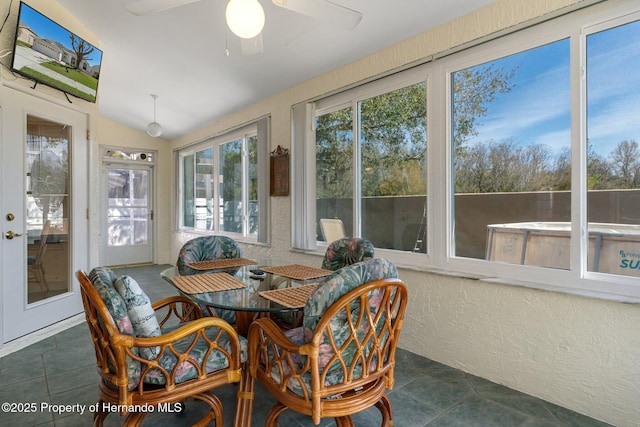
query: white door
[
  {"left": 103, "top": 164, "right": 153, "bottom": 266},
  {"left": 1, "top": 87, "right": 88, "bottom": 343}
]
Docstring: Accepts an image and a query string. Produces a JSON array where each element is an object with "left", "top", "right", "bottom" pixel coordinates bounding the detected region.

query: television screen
[{"left": 11, "top": 2, "right": 103, "bottom": 103}]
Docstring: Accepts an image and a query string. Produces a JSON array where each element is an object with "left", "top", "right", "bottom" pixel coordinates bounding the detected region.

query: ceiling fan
[{"left": 124, "top": 0, "right": 362, "bottom": 54}]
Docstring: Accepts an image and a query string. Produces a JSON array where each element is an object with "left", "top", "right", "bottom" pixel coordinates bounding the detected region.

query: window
[
  {"left": 586, "top": 18, "right": 640, "bottom": 277},
  {"left": 315, "top": 81, "right": 427, "bottom": 250},
  {"left": 293, "top": 3, "right": 640, "bottom": 300},
  {"left": 452, "top": 40, "right": 571, "bottom": 266},
  {"left": 178, "top": 121, "right": 266, "bottom": 240}
]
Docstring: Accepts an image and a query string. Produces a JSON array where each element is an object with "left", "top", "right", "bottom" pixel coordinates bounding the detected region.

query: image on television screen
[{"left": 11, "top": 2, "right": 103, "bottom": 103}]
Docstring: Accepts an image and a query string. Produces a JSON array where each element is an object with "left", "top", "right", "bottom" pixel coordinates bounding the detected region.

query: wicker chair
[
  {"left": 247, "top": 258, "right": 407, "bottom": 425},
  {"left": 77, "top": 268, "right": 246, "bottom": 426},
  {"left": 176, "top": 235, "right": 242, "bottom": 323}
]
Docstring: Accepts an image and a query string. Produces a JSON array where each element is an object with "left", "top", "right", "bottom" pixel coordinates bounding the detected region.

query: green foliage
[
  {"left": 452, "top": 65, "right": 515, "bottom": 156},
  {"left": 316, "top": 62, "right": 638, "bottom": 200}
]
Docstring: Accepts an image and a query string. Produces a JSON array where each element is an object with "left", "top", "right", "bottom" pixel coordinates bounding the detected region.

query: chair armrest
[
  {"left": 247, "top": 317, "right": 313, "bottom": 384},
  {"left": 152, "top": 295, "right": 203, "bottom": 326},
  {"left": 130, "top": 316, "right": 239, "bottom": 350},
  {"left": 110, "top": 315, "right": 243, "bottom": 399},
  {"left": 248, "top": 317, "right": 308, "bottom": 351}
]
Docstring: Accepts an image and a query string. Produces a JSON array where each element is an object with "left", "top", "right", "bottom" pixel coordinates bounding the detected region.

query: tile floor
[{"left": 0, "top": 264, "right": 612, "bottom": 427}]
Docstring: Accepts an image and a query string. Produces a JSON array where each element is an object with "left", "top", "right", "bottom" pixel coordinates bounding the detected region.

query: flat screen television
[{"left": 11, "top": 2, "right": 103, "bottom": 103}]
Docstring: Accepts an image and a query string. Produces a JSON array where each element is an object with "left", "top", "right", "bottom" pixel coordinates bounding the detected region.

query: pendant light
[
  {"left": 146, "top": 94, "right": 162, "bottom": 137},
  {"left": 225, "top": 0, "right": 265, "bottom": 39}
]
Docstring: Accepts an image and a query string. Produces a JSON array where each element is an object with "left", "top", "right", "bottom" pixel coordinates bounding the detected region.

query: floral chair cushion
[
  {"left": 114, "top": 275, "right": 162, "bottom": 359},
  {"left": 321, "top": 238, "right": 375, "bottom": 271},
  {"left": 176, "top": 236, "right": 243, "bottom": 276},
  {"left": 88, "top": 267, "right": 141, "bottom": 390},
  {"left": 304, "top": 257, "right": 397, "bottom": 331},
  {"left": 269, "top": 258, "right": 398, "bottom": 396},
  {"left": 88, "top": 267, "right": 133, "bottom": 335}
]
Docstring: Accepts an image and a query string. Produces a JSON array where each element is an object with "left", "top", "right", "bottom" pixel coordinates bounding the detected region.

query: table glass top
[{"left": 160, "top": 259, "right": 325, "bottom": 313}]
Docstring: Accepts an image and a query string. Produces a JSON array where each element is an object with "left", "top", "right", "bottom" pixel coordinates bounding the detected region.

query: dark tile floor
[{"left": 0, "top": 264, "right": 612, "bottom": 427}]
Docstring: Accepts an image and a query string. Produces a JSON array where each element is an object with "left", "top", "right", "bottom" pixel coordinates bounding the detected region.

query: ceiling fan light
[{"left": 226, "top": 0, "right": 265, "bottom": 39}]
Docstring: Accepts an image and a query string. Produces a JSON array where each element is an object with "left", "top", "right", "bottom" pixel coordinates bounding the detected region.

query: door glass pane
[
  {"left": 219, "top": 139, "right": 242, "bottom": 233},
  {"left": 359, "top": 82, "right": 427, "bottom": 252},
  {"left": 586, "top": 19, "right": 640, "bottom": 277},
  {"left": 26, "top": 115, "right": 70, "bottom": 303},
  {"left": 107, "top": 168, "right": 149, "bottom": 246},
  {"left": 316, "top": 106, "right": 354, "bottom": 240}
]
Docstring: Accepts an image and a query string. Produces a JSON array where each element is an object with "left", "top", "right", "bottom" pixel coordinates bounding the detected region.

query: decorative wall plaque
[{"left": 270, "top": 145, "right": 289, "bottom": 196}]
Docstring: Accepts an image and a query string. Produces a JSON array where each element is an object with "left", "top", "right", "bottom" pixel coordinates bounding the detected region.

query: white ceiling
[{"left": 55, "top": 0, "right": 495, "bottom": 140}]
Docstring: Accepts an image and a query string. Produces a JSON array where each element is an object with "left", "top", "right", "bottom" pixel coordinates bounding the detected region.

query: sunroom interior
[{"left": 0, "top": 0, "right": 638, "bottom": 426}]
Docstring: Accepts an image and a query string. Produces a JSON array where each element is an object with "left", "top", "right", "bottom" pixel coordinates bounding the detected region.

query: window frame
[
  {"left": 314, "top": 69, "right": 431, "bottom": 251},
  {"left": 292, "top": 2, "right": 640, "bottom": 302},
  {"left": 177, "top": 123, "right": 259, "bottom": 241}
]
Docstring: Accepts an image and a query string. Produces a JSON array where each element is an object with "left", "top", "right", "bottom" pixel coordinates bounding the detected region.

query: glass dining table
[{"left": 160, "top": 258, "right": 330, "bottom": 336}]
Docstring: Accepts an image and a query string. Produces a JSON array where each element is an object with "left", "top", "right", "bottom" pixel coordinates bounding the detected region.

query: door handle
[{"left": 4, "top": 230, "right": 24, "bottom": 240}]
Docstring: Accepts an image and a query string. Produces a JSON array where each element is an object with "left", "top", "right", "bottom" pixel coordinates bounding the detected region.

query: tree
[
  {"left": 452, "top": 64, "right": 515, "bottom": 156},
  {"left": 315, "top": 108, "right": 353, "bottom": 199},
  {"left": 360, "top": 82, "right": 427, "bottom": 197},
  {"left": 552, "top": 147, "right": 571, "bottom": 191},
  {"left": 316, "top": 66, "right": 514, "bottom": 198},
  {"left": 609, "top": 140, "right": 640, "bottom": 188},
  {"left": 69, "top": 34, "right": 94, "bottom": 70}
]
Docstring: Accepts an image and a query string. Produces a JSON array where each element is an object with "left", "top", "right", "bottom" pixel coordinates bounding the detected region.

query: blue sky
[
  {"left": 19, "top": 3, "right": 102, "bottom": 66},
  {"left": 466, "top": 19, "right": 640, "bottom": 159}
]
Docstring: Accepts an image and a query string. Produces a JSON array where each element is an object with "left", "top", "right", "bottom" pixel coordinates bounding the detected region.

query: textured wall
[
  {"left": 168, "top": 0, "right": 640, "bottom": 425},
  {"left": 398, "top": 269, "right": 640, "bottom": 425}
]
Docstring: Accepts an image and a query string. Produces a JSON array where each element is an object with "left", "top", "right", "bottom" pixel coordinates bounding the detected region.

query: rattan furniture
[
  {"left": 77, "top": 268, "right": 245, "bottom": 426},
  {"left": 246, "top": 258, "right": 407, "bottom": 426}
]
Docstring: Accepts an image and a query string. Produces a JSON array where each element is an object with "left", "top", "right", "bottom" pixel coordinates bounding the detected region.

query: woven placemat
[
  {"left": 185, "top": 258, "right": 256, "bottom": 271},
  {"left": 259, "top": 264, "right": 332, "bottom": 281},
  {"left": 171, "top": 273, "right": 246, "bottom": 294},
  {"left": 259, "top": 284, "right": 318, "bottom": 309}
]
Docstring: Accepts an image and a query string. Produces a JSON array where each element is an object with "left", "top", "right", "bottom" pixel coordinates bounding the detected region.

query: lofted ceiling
[{"left": 55, "top": 0, "right": 495, "bottom": 140}]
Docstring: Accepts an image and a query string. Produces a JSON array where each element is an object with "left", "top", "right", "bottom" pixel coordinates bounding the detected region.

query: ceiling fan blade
[
  {"left": 241, "top": 33, "right": 264, "bottom": 55},
  {"left": 272, "top": 0, "right": 362, "bottom": 30},
  {"left": 124, "top": 0, "right": 202, "bottom": 16}
]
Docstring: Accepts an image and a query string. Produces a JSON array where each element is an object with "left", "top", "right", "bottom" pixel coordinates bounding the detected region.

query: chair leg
[
  {"left": 335, "top": 415, "right": 355, "bottom": 426},
  {"left": 192, "top": 391, "right": 222, "bottom": 427},
  {"left": 375, "top": 393, "right": 393, "bottom": 427},
  {"left": 93, "top": 400, "right": 108, "bottom": 427},
  {"left": 30, "top": 265, "right": 49, "bottom": 293},
  {"left": 234, "top": 367, "right": 255, "bottom": 427},
  {"left": 37, "top": 266, "right": 49, "bottom": 293},
  {"left": 123, "top": 411, "right": 147, "bottom": 426},
  {"left": 265, "top": 402, "right": 289, "bottom": 426}
]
